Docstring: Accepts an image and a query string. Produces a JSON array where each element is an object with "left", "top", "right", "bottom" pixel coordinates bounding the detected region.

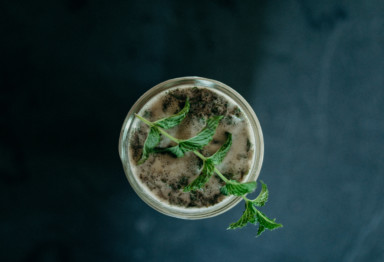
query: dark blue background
[{"left": 1, "top": 0, "right": 384, "bottom": 261}]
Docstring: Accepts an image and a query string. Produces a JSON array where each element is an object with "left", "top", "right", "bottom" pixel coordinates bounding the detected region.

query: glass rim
[{"left": 118, "top": 76, "right": 264, "bottom": 219}]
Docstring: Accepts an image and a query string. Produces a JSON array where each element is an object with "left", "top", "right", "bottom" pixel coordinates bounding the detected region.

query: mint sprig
[{"left": 134, "top": 96, "right": 282, "bottom": 236}]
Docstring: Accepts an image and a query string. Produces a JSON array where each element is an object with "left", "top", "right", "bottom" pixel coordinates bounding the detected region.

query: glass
[{"left": 118, "top": 76, "right": 264, "bottom": 219}]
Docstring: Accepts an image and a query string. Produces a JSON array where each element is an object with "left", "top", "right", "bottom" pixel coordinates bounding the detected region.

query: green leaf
[
  {"left": 180, "top": 116, "right": 223, "bottom": 150},
  {"left": 162, "top": 145, "right": 183, "bottom": 158},
  {"left": 257, "top": 225, "right": 265, "bottom": 236},
  {"left": 164, "top": 116, "right": 223, "bottom": 158},
  {"left": 155, "top": 98, "right": 190, "bottom": 129},
  {"left": 208, "top": 132, "right": 232, "bottom": 165},
  {"left": 220, "top": 180, "right": 257, "bottom": 196},
  {"left": 228, "top": 200, "right": 283, "bottom": 235},
  {"left": 137, "top": 127, "right": 161, "bottom": 165},
  {"left": 228, "top": 201, "right": 257, "bottom": 229},
  {"left": 255, "top": 210, "right": 283, "bottom": 236},
  {"left": 183, "top": 159, "right": 215, "bottom": 192},
  {"left": 252, "top": 181, "right": 269, "bottom": 207}
]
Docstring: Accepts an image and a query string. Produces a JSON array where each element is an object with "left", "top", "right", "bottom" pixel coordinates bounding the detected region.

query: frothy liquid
[{"left": 129, "top": 86, "right": 255, "bottom": 208}]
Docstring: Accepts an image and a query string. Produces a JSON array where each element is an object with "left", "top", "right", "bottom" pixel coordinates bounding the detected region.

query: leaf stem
[
  {"left": 135, "top": 114, "right": 154, "bottom": 127},
  {"left": 157, "top": 127, "right": 180, "bottom": 144},
  {"left": 213, "top": 167, "right": 230, "bottom": 183},
  {"left": 193, "top": 150, "right": 207, "bottom": 161}
]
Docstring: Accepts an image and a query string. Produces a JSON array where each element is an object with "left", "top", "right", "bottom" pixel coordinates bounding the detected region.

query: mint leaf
[
  {"left": 255, "top": 210, "right": 283, "bottom": 236},
  {"left": 257, "top": 225, "right": 265, "bottom": 236},
  {"left": 228, "top": 200, "right": 283, "bottom": 235},
  {"left": 164, "top": 116, "right": 223, "bottom": 157},
  {"left": 155, "top": 98, "right": 190, "bottom": 129},
  {"left": 162, "top": 145, "right": 184, "bottom": 158},
  {"left": 180, "top": 116, "right": 223, "bottom": 150},
  {"left": 228, "top": 201, "right": 257, "bottom": 229},
  {"left": 228, "top": 200, "right": 282, "bottom": 234},
  {"left": 252, "top": 180, "right": 269, "bottom": 207},
  {"left": 220, "top": 180, "right": 257, "bottom": 196},
  {"left": 183, "top": 159, "right": 215, "bottom": 192},
  {"left": 208, "top": 132, "right": 232, "bottom": 165},
  {"left": 137, "top": 127, "right": 161, "bottom": 165}
]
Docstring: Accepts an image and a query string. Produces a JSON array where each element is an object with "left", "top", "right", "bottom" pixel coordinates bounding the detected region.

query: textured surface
[{"left": 1, "top": 0, "right": 384, "bottom": 261}]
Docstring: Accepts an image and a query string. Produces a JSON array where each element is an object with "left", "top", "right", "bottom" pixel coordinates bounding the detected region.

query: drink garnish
[{"left": 135, "top": 97, "right": 282, "bottom": 237}]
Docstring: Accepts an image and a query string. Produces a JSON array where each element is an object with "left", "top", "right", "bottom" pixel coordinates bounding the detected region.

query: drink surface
[{"left": 129, "top": 86, "right": 255, "bottom": 208}]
